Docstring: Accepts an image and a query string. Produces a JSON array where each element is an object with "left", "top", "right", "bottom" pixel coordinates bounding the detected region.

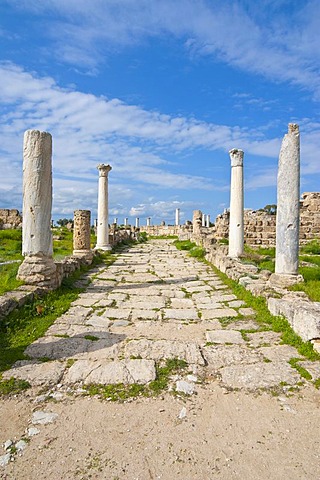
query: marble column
[
  {"left": 95, "top": 164, "right": 112, "bottom": 250},
  {"left": 175, "top": 208, "right": 180, "bottom": 226},
  {"left": 206, "top": 214, "right": 210, "bottom": 228},
  {"left": 17, "top": 130, "right": 58, "bottom": 288},
  {"left": 135, "top": 217, "right": 140, "bottom": 228},
  {"left": 202, "top": 214, "right": 206, "bottom": 227},
  {"left": 124, "top": 217, "right": 128, "bottom": 227},
  {"left": 73, "top": 210, "right": 93, "bottom": 262},
  {"left": 270, "top": 124, "right": 303, "bottom": 286},
  {"left": 228, "top": 148, "right": 244, "bottom": 258},
  {"left": 146, "top": 217, "right": 151, "bottom": 226},
  {"left": 113, "top": 217, "right": 118, "bottom": 225}
]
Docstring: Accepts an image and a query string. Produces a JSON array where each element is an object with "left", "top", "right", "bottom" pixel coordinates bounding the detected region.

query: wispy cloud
[{"left": 4, "top": 0, "right": 320, "bottom": 98}]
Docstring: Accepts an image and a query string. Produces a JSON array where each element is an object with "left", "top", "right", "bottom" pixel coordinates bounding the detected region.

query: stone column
[
  {"left": 175, "top": 208, "right": 180, "bottom": 226},
  {"left": 202, "top": 214, "right": 206, "bottom": 227},
  {"left": 270, "top": 124, "right": 303, "bottom": 286},
  {"left": 124, "top": 217, "right": 128, "bottom": 227},
  {"left": 135, "top": 217, "right": 140, "bottom": 228},
  {"left": 206, "top": 214, "right": 210, "bottom": 228},
  {"left": 228, "top": 149, "right": 244, "bottom": 258},
  {"left": 95, "top": 164, "right": 112, "bottom": 250},
  {"left": 146, "top": 217, "right": 151, "bottom": 226},
  {"left": 73, "top": 210, "right": 93, "bottom": 263},
  {"left": 17, "top": 130, "right": 59, "bottom": 289},
  {"left": 193, "top": 210, "right": 202, "bottom": 236},
  {"left": 113, "top": 217, "right": 118, "bottom": 225}
]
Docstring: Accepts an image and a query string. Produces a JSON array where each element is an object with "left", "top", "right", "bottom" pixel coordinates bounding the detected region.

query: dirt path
[{"left": 1, "top": 240, "right": 320, "bottom": 479}]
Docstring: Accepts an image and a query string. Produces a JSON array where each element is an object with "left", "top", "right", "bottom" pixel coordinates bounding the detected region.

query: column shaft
[
  {"left": 73, "top": 210, "right": 91, "bottom": 254},
  {"left": 228, "top": 149, "right": 244, "bottom": 258},
  {"left": 96, "top": 164, "right": 112, "bottom": 250}
]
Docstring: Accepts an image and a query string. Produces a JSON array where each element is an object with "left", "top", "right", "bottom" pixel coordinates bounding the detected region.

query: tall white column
[
  {"left": 95, "top": 164, "right": 112, "bottom": 250},
  {"left": 17, "top": 130, "right": 58, "bottom": 288},
  {"left": 135, "top": 217, "right": 140, "bottom": 228},
  {"left": 270, "top": 124, "right": 303, "bottom": 286},
  {"left": 175, "top": 208, "right": 180, "bottom": 226},
  {"left": 124, "top": 217, "right": 128, "bottom": 227},
  {"left": 146, "top": 217, "right": 151, "bottom": 226},
  {"left": 202, "top": 214, "right": 206, "bottom": 227},
  {"left": 206, "top": 214, "right": 210, "bottom": 228},
  {"left": 228, "top": 149, "right": 244, "bottom": 258}
]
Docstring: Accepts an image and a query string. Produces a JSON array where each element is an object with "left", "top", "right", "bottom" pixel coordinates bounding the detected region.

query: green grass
[
  {"left": 300, "top": 240, "right": 320, "bottom": 255},
  {"left": 210, "top": 265, "right": 320, "bottom": 361},
  {"left": 0, "top": 377, "right": 31, "bottom": 396},
  {"left": 173, "top": 240, "right": 206, "bottom": 259},
  {"left": 0, "top": 251, "right": 114, "bottom": 375},
  {"left": 84, "top": 358, "right": 188, "bottom": 401},
  {"left": 148, "top": 235, "right": 178, "bottom": 240}
]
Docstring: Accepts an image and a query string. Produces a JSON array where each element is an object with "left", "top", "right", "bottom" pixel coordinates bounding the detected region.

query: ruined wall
[
  {"left": 214, "top": 192, "right": 320, "bottom": 246},
  {"left": 0, "top": 209, "right": 22, "bottom": 229},
  {"left": 140, "top": 224, "right": 193, "bottom": 239}
]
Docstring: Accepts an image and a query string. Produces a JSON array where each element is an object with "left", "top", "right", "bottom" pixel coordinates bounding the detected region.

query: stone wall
[
  {"left": 214, "top": 192, "right": 320, "bottom": 246},
  {"left": 0, "top": 209, "right": 22, "bottom": 229}
]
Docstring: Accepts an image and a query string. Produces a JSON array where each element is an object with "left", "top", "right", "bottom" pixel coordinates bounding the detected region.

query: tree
[
  {"left": 261, "top": 204, "right": 277, "bottom": 215},
  {"left": 56, "top": 218, "right": 73, "bottom": 227}
]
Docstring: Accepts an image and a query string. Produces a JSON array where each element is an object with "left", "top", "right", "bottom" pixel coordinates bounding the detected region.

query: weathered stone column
[
  {"left": 17, "top": 130, "right": 59, "bottom": 289},
  {"left": 135, "top": 217, "right": 140, "bottom": 228},
  {"left": 73, "top": 210, "right": 93, "bottom": 263},
  {"left": 206, "top": 214, "right": 210, "bottom": 228},
  {"left": 175, "top": 208, "right": 180, "bottom": 226},
  {"left": 193, "top": 210, "right": 202, "bottom": 236},
  {"left": 228, "top": 148, "right": 244, "bottom": 258},
  {"left": 95, "top": 164, "right": 112, "bottom": 250},
  {"left": 124, "top": 217, "right": 128, "bottom": 227},
  {"left": 270, "top": 124, "right": 303, "bottom": 286},
  {"left": 146, "top": 217, "right": 151, "bottom": 226}
]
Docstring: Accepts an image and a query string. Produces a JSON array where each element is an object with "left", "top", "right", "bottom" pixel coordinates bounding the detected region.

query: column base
[
  {"left": 94, "top": 244, "right": 112, "bottom": 251},
  {"left": 17, "top": 255, "right": 60, "bottom": 290},
  {"left": 268, "top": 272, "right": 304, "bottom": 288}
]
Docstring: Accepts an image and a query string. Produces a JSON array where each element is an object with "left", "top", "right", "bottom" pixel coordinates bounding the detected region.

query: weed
[
  {"left": 0, "top": 377, "right": 30, "bottom": 396},
  {"left": 84, "top": 335, "right": 99, "bottom": 341},
  {"left": 66, "top": 358, "right": 77, "bottom": 368},
  {"left": 289, "top": 358, "right": 312, "bottom": 380}
]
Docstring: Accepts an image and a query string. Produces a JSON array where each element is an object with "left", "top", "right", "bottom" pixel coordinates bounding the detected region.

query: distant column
[
  {"left": 73, "top": 210, "right": 93, "bottom": 262},
  {"left": 206, "top": 214, "right": 210, "bottom": 228},
  {"left": 146, "top": 217, "right": 151, "bottom": 226},
  {"left": 135, "top": 217, "right": 140, "bottom": 228},
  {"left": 270, "top": 124, "right": 303, "bottom": 286},
  {"left": 124, "top": 217, "right": 128, "bottom": 227},
  {"left": 175, "top": 208, "right": 180, "bottom": 226},
  {"left": 95, "top": 164, "right": 112, "bottom": 250},
  {"left": 228, "top": 149, "right": 244, "bottom": 258},
  {"left": 114, "top": 217, "right": 118, "bottom": 225},
  {"left": 202, "top": 214, "right": 206, "bottom": 227},
  {"left": 17, "top": 130, "right": 58, "bottom": 288}
]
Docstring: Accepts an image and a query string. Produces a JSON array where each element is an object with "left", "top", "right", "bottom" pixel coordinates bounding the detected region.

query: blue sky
[{"left": 0, "top": 0, "right": 320, "bottom": 225}]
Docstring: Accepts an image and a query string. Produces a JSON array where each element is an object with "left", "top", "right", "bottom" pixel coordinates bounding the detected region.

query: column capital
[
  {"left": 97, "top": 164, "right": 112, "bottom": 176},
  {"left": 229, "top": 149, "right": 244, "bottom": 167}
]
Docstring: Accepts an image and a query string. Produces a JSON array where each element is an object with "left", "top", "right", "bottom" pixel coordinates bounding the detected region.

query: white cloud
[{"left": 4, "top": 0, "right": 320, "bottom": 98}]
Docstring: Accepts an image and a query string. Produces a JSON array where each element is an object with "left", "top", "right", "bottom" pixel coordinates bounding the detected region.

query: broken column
[
  {"left": 270, "top": 124, "right": 303, "bottom": 286},
  {"left": 192, "top": 210, "right": 202, "bottom": 236},
  {"left": 135, "top": 217, "right": 140, "bottom": 228},
  {"left": 73, "top": 210, "right": 93, "bottom": 263},
  {"left": 202, "top": 213, "right": 206, "bottom": 227},
  {"left": 146, "top": 217, "right": 151, "bottom": 226},
  {"left": 95, "top": 164, "right": 112, "bottom": 250},
  {"left": 228, "top": 149, "right": 244, "bottom": 258},
  {"left": 17, "top": 130, "right": 59, "bottom": 288},
  {"left": 175, "top": 208, "right": 180, "bottom": 226},
  {"left": 206, "top": 214, "right": 210, "bottom": 228},
  {"left": 124, "top": 217, "right": 128, "bottom": 227}
]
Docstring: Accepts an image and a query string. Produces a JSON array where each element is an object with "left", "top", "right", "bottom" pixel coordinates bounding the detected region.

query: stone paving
[{"left": 4, "top": 240, "right": 320, "bottom": 393}]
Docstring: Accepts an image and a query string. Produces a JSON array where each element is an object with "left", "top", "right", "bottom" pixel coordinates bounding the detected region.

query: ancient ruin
[
  {"left": 228, "top": 148, "right": 244, "bottom": 258},
  {"left": 17, "top": 130, "right": 59, "bottom": 289},
  {"left": 72, "top": 210, "right": 93, "bottom": 263},
  {"left": 95, "top": 164, "right": 112, "bottom": 251}
]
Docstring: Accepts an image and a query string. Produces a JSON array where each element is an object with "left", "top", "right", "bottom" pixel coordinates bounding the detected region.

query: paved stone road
[{"left": 4, "top": 240, "right": 320, "bottom": 392}]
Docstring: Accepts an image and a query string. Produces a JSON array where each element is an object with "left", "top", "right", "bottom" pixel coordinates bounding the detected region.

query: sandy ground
[{"left": 1, "top": 382, "right": 320, "bottom": 480}]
